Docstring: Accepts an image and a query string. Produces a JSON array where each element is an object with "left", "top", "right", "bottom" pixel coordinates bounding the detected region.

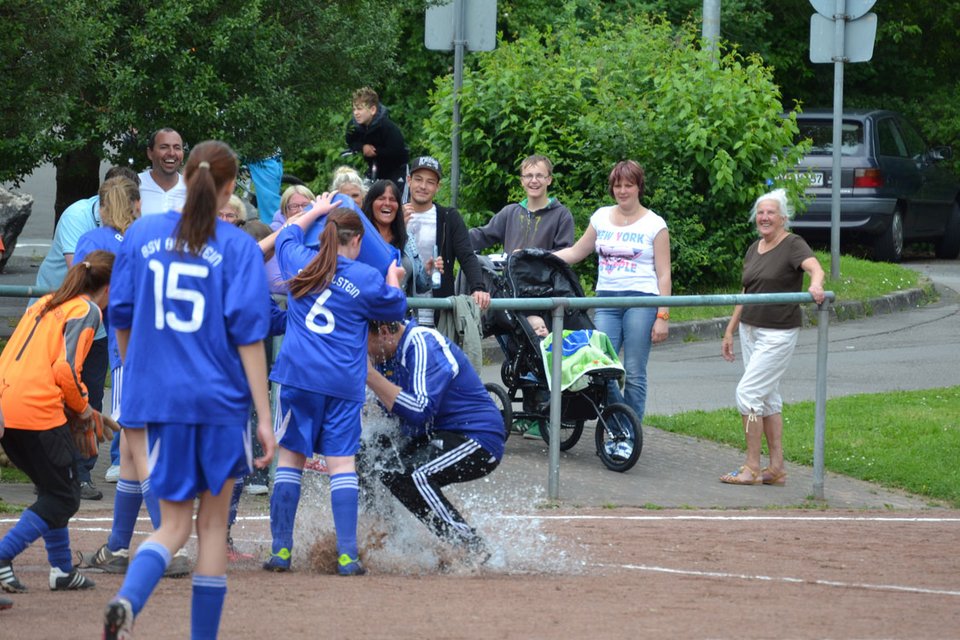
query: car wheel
[
  {"left": 873, "top": 208, "right": 904, "bottom": 262},
  {"left": 934, "top": 201, "right": 960, "bottom": 260}
]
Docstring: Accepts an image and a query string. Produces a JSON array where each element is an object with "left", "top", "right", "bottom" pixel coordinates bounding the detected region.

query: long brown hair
[
  {"left": 177, "top": 140, "right": 238, "bottom": 254},
  {"left": 40, "top": 250, "right": 114, "bottom": 316},
  {"left": 287, "top": 208, "right": 364, "bottom": 298},
  {"left": 98, "top": 177, "right": 140, "bottom": 234}
]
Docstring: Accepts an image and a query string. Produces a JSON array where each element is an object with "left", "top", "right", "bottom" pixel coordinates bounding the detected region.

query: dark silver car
[{"left": 791, "top": 109, "right": 960, "bottom": 261}]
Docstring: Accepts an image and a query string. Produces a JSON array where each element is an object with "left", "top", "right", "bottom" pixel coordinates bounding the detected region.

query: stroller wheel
[
  {"left": 594, "top": 402, "right": 643, "bottom": 472},
  {"left": 538, "top": 419, "right": 584, "bottom": 451},
  {"left": 484, "top": 383, "right": 513, "bottom": 440}
]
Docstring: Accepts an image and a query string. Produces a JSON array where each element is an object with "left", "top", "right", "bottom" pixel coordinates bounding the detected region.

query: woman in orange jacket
[{"left": 0, "top": 250, "right": 113, "bottom": 595}]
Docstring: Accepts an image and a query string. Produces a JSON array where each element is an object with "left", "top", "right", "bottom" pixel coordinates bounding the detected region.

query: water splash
[{"left": 280, "top": 395, "right": 587, "bottom": 575}]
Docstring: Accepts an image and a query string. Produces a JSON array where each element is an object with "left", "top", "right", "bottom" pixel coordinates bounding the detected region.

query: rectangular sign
[
  {"left": 425, "top": 0, "right": 497, "bottom": 52},
  {"left": 810, "top": 12, "right": 877, "bottom": 63}
]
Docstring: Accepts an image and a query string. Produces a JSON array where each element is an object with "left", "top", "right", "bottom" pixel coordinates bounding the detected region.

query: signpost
[
  {"left": 425, "top": 0, "right": 497, "bottom": 208},
  {"left": 809, "top": 0, "right": 877, "bottom": 279}
]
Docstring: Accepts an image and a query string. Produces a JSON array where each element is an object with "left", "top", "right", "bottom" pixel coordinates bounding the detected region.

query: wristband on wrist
[{"left": 656, "top": 311, "right": 670, "bottom": 321}]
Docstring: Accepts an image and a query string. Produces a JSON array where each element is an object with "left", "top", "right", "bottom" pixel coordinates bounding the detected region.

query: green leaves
[{"left": 422, "top": 15, "right": 802, "bottom": 292}]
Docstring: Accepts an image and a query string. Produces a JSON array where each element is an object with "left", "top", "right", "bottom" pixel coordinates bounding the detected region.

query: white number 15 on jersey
[{"left": 148, "top": 260, "right": 209, "bottom": 333}]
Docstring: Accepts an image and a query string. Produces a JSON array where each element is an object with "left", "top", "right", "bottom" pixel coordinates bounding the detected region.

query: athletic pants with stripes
[{"left": 378, "top": 431, "right": 498, "bottom": 548}]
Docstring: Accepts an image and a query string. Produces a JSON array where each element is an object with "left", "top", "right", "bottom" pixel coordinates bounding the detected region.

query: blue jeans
[
  {"left": 593, "top": 291, "right": 657, "bottom": 424},
  {"left": 76, "top": 337, "right": 108, "bottom": 482}
]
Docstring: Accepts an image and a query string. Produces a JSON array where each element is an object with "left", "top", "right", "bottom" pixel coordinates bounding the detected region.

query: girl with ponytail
[
  {"left": 103, "top": 140, "right": 276, "bottom": 638},
  {"left": 0, "top": 250, "right": 114, "bottom": 594},
  {"left": 265, "top": 192, "right": 406, "bottom": 576}
]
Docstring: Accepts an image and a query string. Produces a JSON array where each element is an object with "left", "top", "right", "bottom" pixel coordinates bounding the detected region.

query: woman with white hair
[
  {"left": 329, "top": 165, "right": 366, "bottom": 208},
  {"left": 719, "top": 188, "right": 826, "bottom": 486}
]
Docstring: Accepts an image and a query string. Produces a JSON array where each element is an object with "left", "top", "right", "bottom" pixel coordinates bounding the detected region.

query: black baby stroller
[{"left": 483, "top": 249, "right": 642, "bottom": 473}]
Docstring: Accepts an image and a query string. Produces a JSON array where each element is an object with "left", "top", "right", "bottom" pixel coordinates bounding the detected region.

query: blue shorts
[
  {"left": 274, "top": 385, "right": 362, "bottom": 458},
  {"left": 145, "top": 422, "right": 251, "bottom": 502},
  {"left": 111, "top": 367, "right": 145, "bottom": 430}
]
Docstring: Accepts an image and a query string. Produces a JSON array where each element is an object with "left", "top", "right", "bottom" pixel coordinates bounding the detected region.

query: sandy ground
[{"left": 2, "top": 499, "right": 959, "bottom": 639}]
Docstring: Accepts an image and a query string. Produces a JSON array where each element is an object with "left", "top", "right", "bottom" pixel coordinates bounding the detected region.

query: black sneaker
[
  {"left": 89, "top": 544, "right": 130, "bottom": 574},
  {"left": 49, "top": 566, "right": 95, "bottom": 590},
  {"left": 80, "top": 481, "right": 103, "bottom": 501},
  {"left": 0, "top": 561, "right": 27, "bottom": 593},
  {"left": 103, "top": 598, "right": 134, "bottom": 639}
]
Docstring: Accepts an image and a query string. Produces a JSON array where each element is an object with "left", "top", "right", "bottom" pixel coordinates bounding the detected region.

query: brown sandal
[
  {"left": 761, "top": 467, "right": 787, "bottom": 486},
  {"left": 719, "top": 465, "right": 762, "bottom": 485}
]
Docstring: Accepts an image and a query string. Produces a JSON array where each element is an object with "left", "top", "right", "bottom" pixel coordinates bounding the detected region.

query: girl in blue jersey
[
  {"left": 103, "top": 141, "right": 276, "bottom": 639},
  {"left": 265, "top": 195, "right": 406, "bottom": 576}
]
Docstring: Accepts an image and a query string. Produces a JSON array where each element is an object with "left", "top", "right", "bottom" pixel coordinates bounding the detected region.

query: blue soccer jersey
[
  {"left": 378, "top": 323, "right": 505, "bottom": 460},
  {"left": 109, "top": 212, "right": 271, "bottom": 424},
  {"left": 75, "top": 225, "right": 125, "bottom": 369},
  {"left": 270, "top": 225, "right": 407, "bottom": 403}
]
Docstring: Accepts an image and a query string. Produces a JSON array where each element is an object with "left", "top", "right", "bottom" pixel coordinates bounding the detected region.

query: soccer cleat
[
  {"left": 244, "top": 483, "right": 269, "bottom": 496},
  {"left": 103, "top": 598, "right": 134, "bottom": 639},
  {"left": 263, "top": 548, "right": 292, "bottom": 572},
  {"left": 104, "top": 465, "right": 121, "bottom": 483},
  {"left": 89, "top": 544, "right": 130, "bottom": 574},
  {"left": 49, "top": 566, "right": 96, "bottom": 590},
  {"left": 337, "top": 553, "right": 366, "bottom": 576},
  {"left": 0, "top": 561, "right": 27, "bottom": 593},
  {"left": 163, "top": 548, "right": 191, "bottom": 578},
  {"left": 226, "top": 537, "right": 254, "bottom": 563}
]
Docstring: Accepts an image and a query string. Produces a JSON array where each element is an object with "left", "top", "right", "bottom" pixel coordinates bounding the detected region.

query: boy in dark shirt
[{"left": 345, "top": 87, "right": 409, "bottom": 188}]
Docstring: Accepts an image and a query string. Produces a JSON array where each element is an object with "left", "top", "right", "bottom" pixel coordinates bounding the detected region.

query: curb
[{"left": 481, "top": 279, "right": 937, "bottom": 363}]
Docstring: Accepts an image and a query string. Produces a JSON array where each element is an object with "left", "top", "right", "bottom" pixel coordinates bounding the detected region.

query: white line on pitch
[
  {"left": 0, "top": 515, "right": 272, "bottom": 525},
  {"left": 503, "top": 514, "right": 960, "bottom": 523},
  {"left": 602, "top": 563, "right": 960, "bottom": 597}
]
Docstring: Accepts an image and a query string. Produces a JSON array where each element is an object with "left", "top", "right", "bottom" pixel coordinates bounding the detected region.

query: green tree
[
  {"left": 421, "top": 15, "right": 805, "bottom": 292},
  {"left": 0, "top": 0, "right": 417, "bottom": 218}
]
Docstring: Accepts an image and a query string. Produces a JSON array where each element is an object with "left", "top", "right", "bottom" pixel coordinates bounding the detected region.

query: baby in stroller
[{"left": 489, "top": 249, "right": 643, "bottom": 472}]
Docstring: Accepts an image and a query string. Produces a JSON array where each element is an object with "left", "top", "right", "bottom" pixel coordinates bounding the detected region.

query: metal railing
[
  {"left": 1, "top": 285, "right": 835, "bottom": 501},
  {"left": 411, "top": 292, "right": 835, "bottom": 501}
]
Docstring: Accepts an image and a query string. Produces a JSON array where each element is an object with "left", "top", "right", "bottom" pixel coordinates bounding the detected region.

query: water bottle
[{"left": 431, "top": 245, "right": 442, "bottom": 290}]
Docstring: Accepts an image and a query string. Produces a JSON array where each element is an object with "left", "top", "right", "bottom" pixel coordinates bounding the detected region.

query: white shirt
[
  {"left": 590, "top": 205, "right": 667, "bottom": 293},
  {"left": 138, "top": 170, "right": 187, "bottom": 215},
  {"left": 406, "top": 206, "right": 438, "bottom": 326}
]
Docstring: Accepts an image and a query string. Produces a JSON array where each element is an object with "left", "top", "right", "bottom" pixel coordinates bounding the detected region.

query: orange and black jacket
[{"left": 0, "top": 295, "right": 101, "bottom": 431}]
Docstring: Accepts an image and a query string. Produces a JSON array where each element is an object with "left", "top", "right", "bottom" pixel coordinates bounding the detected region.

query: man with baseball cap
[{"left": 403, "top": 156, "right": 489, "bottom": 329}]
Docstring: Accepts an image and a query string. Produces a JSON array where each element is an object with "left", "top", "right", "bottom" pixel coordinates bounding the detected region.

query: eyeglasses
[
  {"left": 218, "top": 211, "right": 239, "bottom": 221},
  {"left": 521, "top": 173, "right": 549, "bottom": 182},
  {"left": 286, "top": 202, "right": 309, "bottom": 213}
]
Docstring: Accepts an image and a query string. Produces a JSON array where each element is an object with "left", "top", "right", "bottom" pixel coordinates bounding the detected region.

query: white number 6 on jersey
[{"left": 305, "top": 289, "right": 336, "bottom": 335}]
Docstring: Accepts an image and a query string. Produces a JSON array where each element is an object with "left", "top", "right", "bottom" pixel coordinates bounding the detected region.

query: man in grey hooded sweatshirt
[{"left": 469, "top": 155, "right": 574, "bottom": 253}]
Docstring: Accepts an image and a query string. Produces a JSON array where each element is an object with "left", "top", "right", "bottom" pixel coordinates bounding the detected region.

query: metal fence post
[
  {"left": 813, "top": 301, "right": 831, "bottom": 500},
  {"left": 547, "top": 301, "right": 566, "bottom": 500}
]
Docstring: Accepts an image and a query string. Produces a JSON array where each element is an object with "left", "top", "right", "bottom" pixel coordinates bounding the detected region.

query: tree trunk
[{"left": 54, "top": 143, "right": 102, "bottom": 228}]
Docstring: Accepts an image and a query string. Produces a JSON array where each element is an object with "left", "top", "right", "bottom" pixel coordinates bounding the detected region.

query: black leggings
[
  {"left": 1, "top": 425, "right": 81, "bottom": 529},
  {"left": 374, "top": 431, "right": 499, "bottom": 549}
]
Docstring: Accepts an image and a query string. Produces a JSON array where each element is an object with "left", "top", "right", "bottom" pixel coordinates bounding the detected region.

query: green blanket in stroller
[{"left": 538, "top": 329, "right": 625, "bottom": 393}]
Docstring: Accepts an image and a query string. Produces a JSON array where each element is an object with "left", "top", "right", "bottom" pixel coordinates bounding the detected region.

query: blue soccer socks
[
  {"left": 268, "top": 467, "right": 303, "bottom": 559},
  {"left": 330, "top": 472, "right": 360, "bottom": 560},
  {"left": 116, "top": 541, "right": 170, "bottom": 615},
  {"left": 108, "top": 479, "right": 143, "bottom": 552},
  {"left": 191, "top": 574, "right": 227, "bottom": 638}
]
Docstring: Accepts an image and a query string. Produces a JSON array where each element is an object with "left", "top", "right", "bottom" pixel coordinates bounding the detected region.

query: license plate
[{"left": 807, "top": 172, "right": 824, "bottom": 187}]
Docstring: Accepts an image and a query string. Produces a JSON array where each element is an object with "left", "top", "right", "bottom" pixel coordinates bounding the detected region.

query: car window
[
  {"left": 797, "top": 120, "right": 864, "bottom": 156},
  {"left": 895, "top": 118, "right": 927, "bottom": 160},
  {"left": 877, "top": 118, "right": 907, "bottom": 158}
]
